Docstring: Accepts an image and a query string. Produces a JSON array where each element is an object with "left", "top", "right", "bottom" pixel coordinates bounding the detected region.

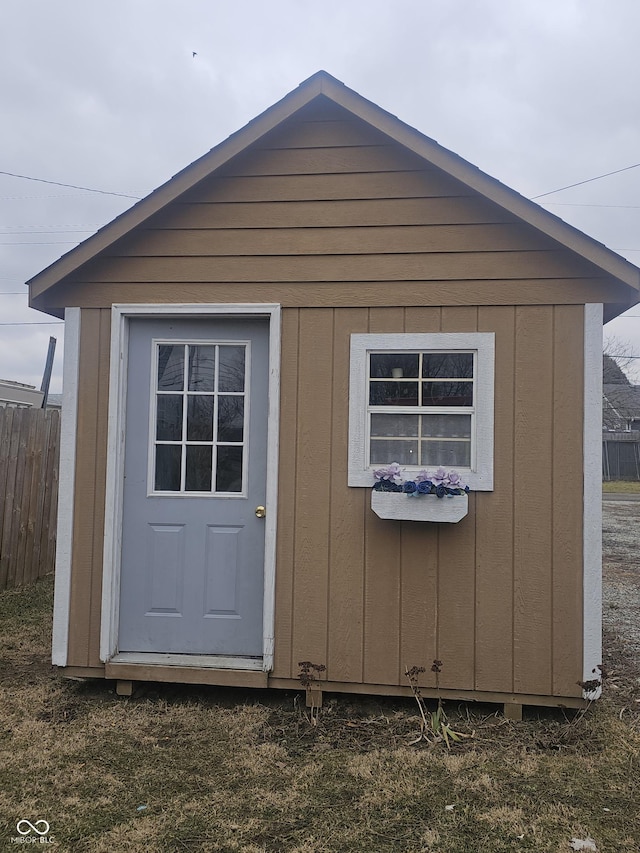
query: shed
[{"left": 29, "top": 71, "right": 640, "bottom": 716}]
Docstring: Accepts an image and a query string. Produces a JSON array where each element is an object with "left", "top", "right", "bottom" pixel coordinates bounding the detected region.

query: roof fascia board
[{"left": 316, "top": 74, "right": 640, "bottom": 295}]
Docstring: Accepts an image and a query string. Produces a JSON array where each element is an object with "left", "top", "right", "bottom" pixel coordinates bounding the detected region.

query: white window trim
[{"left": 348, "top": 332, "right": 495, "bottom": 490}]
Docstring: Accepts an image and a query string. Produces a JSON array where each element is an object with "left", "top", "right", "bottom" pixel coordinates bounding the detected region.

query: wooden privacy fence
[
  {"left": 602, "top": 433, "right": 640, "bottom": 481},
  {"left": 0, "top": 407, "right": 60, "bottom": 591}
]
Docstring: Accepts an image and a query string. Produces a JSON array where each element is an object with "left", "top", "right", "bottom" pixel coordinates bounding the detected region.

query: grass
[
  {"left": 602, "top": 480, "right": 640, "bottom": 493},
  {"left": 1, "top": 577, "right": 640, "bottom": 851}
]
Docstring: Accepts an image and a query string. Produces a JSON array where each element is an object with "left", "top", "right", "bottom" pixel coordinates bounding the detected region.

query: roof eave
[{"left": 28, "top": 69, "right": 640, "bottom": 308}]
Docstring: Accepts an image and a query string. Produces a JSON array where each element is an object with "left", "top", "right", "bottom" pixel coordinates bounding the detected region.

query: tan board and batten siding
[{"left": 56, "top": 98, "right": 598, "bottom": 702}]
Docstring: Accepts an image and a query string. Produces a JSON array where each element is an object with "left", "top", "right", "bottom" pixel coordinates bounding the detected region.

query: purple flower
[
  {"left": 448, "top": 471, "right": 467, "bottom": 490},
  {"left": 432, "top": 467, "right": 448, "bottom": 485},
  {"left": 373, "top": 462, "right": 403, "bottom": 484}
]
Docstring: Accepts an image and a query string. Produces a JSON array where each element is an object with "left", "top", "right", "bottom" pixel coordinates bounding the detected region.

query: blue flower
[
  {"left": 403, "top": 480, "right": 418, "bottom": 494},
  {"left": 417, "top": 480, "right": 433, "bottom": 495},
  {"left": 435, "top": 484, "right": 446, "bottom": 499}
]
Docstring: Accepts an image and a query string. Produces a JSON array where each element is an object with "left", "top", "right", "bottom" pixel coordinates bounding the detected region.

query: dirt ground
[{"left": 602, "top": 499, "right": 640, "bottom": 689}]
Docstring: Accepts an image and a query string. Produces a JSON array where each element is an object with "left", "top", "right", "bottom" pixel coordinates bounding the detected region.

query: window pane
[
  {"left": 422, "top": 353, "right": 473, "bottom": 379},
  {"left": 155, "top": 445, "right": 182, "bottom": 490},
  {"left": 187, "top": 395, "right": 214, "bottom": 441},
  {"left": 218, "top": 396, "right": 244, "bottom": 442},
  {"left": 370, "top": 439, "right": 418, "bottom": 466},
  {"left": 218, "top": 346, "right": 245, "bottom": 392},
  {"left": 156, "top": 395, "right": 183, "bottom": 440},
  {"left": 421, "top": 414, "right": 471, "bottom": 438},
  {"left": 370, "top": 353, "right": 419, "bottom": 379},
  {"left": 216, "top": 446, "right": 243, "bottom": 492},
  {"left": 370, "top": 413, "right": 419, "bottom": 437},
  {"left": 157, "top": 345, "right": 184, "bottom": 391},
  {"left": 188, "top": 346, "right": 215, "bottom": 392},
  {"left": 370, "top": 381, "right": 419, "bottom": 406},
  {"left": 186, "top": 445, "right": 213, "bottom": 491},
  {"left": 421, "top": 440, "right": 471, "bottom": 468},
  {"left": 422, "top": 382, "right": 473, "bottom": 406}
]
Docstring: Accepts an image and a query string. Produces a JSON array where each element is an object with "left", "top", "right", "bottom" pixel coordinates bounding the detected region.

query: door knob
[{"left": 255, "top": 505, "right": 266, "bottom": 518}]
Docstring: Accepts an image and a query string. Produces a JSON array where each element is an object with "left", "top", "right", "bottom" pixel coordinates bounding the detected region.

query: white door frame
[{"left": 100, "top": 303, "right": 281, "bottom": 671}]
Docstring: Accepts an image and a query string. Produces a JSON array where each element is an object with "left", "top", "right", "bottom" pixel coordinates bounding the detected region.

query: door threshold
[{"left": 109, "top": 652, "right": 264, "bottom": 671}]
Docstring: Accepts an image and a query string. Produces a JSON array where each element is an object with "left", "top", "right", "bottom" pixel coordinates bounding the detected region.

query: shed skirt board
[
  {"left": 117, "top": 317, "right": 269, "bottom": 657},
  {"left": 58, "top": 666, "right": 587, "bottom": 710}
]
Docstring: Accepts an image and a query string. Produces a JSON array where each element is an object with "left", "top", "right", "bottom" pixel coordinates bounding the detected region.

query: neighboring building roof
[
  {"left": 27, "top": 70, "right": 640, "bottom": 319},
  {"left": 45, "top": 393, "right": 63, "bottom": 409},
  {"left": 0, "top": 378, "right": 44, "bottom": 408},
  {"left": 603, "top": 384, "right": 640, "bottom": 430}
]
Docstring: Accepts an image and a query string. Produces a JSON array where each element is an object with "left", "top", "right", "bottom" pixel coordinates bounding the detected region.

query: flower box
[{"left": 371, "top": 490, "right": 468, "bottom": 523}]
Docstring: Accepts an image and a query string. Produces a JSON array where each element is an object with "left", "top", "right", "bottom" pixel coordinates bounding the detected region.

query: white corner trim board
[
  {"left": 583, "top": 304, "right": 603, "bottom": 698},
  {"left": 51, "top": 307, "right": 81, "bottom": 667},
  {"left": 100, "top": 304, "right": 281, "bottom": 671}
]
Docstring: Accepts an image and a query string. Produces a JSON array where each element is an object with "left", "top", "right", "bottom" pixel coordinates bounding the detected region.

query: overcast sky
[{"left": 2, "top": 0, "right": 640, "bottom": 395}]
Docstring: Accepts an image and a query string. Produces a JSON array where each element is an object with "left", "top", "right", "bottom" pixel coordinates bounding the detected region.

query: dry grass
[
  {"left": 1, "top": 576, "right": 639, "bottom": 851},
  {"left": 602, "top": 480, "right": 640, "bottom": 493}
]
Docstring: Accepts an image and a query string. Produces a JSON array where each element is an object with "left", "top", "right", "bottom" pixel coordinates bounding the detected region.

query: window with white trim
[{"left": 348, "top": 333, "right": 495, "bottom": 490}]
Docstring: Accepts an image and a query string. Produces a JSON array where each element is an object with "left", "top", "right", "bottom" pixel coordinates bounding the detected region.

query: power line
[
  {"left": 540, "top": 202, "right": 640, "bottom": 210},
  {"left": 0, "top": 170, "right": 142, "bottom": 199},
  {"left": 0, "top": 194, "right": 92, "bottom": 200},
  {"left": 0, "top": 223, "right": 101, "bottom": 228},
  {"left": 0, "top": 229, "right": 96, "bottom": 235},
  {"left": 531, "top": 163, "right": 640, "bottom": 200}
]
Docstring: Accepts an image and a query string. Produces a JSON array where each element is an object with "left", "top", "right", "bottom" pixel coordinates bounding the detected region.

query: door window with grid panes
[
  {"left": 348, "top": 333, "right": 495, "bottom": 490},
  {"left": 151, "top": 341, "right": 248, "bottom": 494}
]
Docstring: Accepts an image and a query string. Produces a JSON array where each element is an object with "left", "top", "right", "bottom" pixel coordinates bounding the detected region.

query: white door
[{"left": 117, "top": 317, "right": 268, "bottom": 658}]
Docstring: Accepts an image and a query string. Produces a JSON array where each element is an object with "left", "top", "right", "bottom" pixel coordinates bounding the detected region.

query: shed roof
[{"left": 28, "top": 70, "right": 640, "bottom": 318}]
